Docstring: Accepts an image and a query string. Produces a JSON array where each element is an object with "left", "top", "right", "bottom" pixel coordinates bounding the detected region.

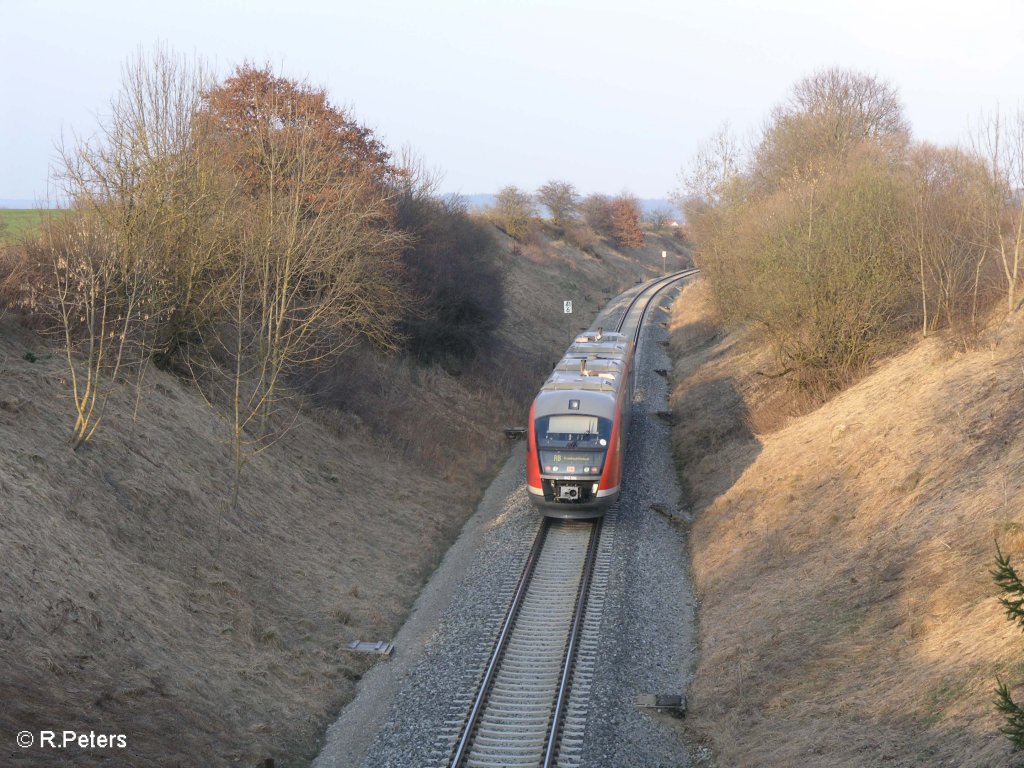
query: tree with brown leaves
[
  {"left": 202, "top": 63, "right": 398, "bottom": 200},
  {"left": 610, "top": 193, "right": 645, "bottom": 248},
  {"left": 200, "top": 63, "right": 408, "bottom": 510}
]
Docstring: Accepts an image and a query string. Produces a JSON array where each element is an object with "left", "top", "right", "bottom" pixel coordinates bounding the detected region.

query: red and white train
[{"left": 526, "top": 327, "right": 634, "bottom": 518}]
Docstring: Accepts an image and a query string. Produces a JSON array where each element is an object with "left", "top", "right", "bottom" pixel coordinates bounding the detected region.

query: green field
[{"left": 0, "top": 208, "right": 66, "bottom": 242}]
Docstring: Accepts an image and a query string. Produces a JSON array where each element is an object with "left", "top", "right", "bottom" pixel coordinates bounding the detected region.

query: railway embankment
[
  {"left": 668, "top": 278, "right": 1024, "bottom": 766},
  {"left": 0, "top": 222, "right": 685, "bottom": 767}
]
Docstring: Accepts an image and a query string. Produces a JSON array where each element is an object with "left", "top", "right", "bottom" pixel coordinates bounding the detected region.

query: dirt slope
[
  {"left": 669, "top": 280, "right": 1024, "bottom": 767},
  {"left": 0, "top": 223, "right": 683, "bottom": 767}
]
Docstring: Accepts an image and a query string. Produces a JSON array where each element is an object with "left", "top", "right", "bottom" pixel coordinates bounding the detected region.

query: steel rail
[
  {"left": 614, "top": 267, "right": 699, "bottom": 337},
  {"left": 540, "top": 517, "right": 603, "bottom": 767},
  {"left": 448, "top": 519, "right": 552, "bottom": 767}
]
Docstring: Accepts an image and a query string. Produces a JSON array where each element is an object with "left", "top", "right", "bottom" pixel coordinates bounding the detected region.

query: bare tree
[
  {"left": 200, "top": 65, "right": 408, "bottom": 510},
  {"left": 754, "top": 68, "right": 909, "bottom": 192},
  {"left": 536, "top": 180, "right": 579, "bottom": 226},
  {"left": 491, "top": 185, "right": 537, "bottom": 241},
  {"left": 973, "top": 108, "right": 1024, "bottom": 313},
  {"left": 26, "top": 45, "right": 211, "bottom": 448},
  {"left": 644, "top": 207, "right": 675, "bottom": 230},
  {"left": 788, "top": 67, "right": 908, "bottom": 139},
  {"left": 674, "top": 124, "right": 747, "bottom": 257},
  {"left": 675, "top": 122, "right": 744, "bottom": 207},
  {"left": 903, "top": 144, "right": 995, "bottom": 336},
  {"left": 580, "top": 193, "right": 615, "bottom": 236}
]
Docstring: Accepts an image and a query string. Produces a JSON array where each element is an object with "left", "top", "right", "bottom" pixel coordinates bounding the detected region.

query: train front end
[{"left": 526, "top": 390, "right": 622, "bottom": 518}]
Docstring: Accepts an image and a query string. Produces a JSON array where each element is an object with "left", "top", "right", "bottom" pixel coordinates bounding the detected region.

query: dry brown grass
[
  {"left": 669, "top": 278, "right": 1024, "bottom": 766},
  {"left": 0, "top": 314, "right": 466, "bottom": 767},
  {"left": 0, "top": 221, "right": 659, "bottom": 766}
]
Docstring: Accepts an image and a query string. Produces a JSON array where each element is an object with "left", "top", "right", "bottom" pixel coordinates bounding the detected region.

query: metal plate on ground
[
  {"left": 347, "top": 640, "right": 394, "bottom": 656},
  {"left": 635, "top": 693, "right": 685, "bottom": 710}
]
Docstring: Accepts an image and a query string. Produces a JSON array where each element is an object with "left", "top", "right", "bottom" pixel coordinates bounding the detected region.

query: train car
[{"left": 526, "top": 327, "right": 634, "bottom": 518}]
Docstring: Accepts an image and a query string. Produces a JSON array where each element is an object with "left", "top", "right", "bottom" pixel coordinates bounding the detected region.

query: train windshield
[
  {"left": 535, "top": 414, "right": 612, "bottom": 448},
  {"left": 535, "top": 414, "right": 612, "bottom": 477}
]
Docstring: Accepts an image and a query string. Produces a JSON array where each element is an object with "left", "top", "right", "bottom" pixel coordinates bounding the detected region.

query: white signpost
[
  {"left": 563, "top": 300, "right": 573, "bottom": 314},
  {"left": 661, "top": 250, "right": 667, "bottom": 275}
]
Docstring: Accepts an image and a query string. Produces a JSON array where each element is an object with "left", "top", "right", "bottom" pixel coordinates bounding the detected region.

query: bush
[
  {"left": 536, "top": 180, "right": 579, "bottom": 227},
  {"left": 11, "top": 50, "right": 409, "bottom": 453},
  {"left": 563, "top": 221, "right": 599, "bottom": 253},
  {"left": 395, "top": 192, "right": 504, "bottom": 367},
  {"left": 682, "top": 68, "right": 1006, "bottom": 393},
  {"left": 490, "top": 185, "right": 537, "bottom": 241},
  {"left": 579, "top": 192, "right": 644, "bottom": 248},
  {"left": 700, "top": 146, "right": 917, "bottom": 390},
  {"left": 580, "top": 193, "right": 614, "bottom": 236}
]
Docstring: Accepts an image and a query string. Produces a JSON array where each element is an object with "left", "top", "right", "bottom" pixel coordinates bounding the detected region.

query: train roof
[
  {"left": 566, "top": 340, "right": 628, "bottom": 356},
  {"left": 539, "top": 330, "right": 633, "bottom": 397},
  {"left": 541, "top": 373, "right": 617, "bottom": 392},
  {"left": 553, "top": 356, "right": 623, "bottom": 375},
  {"left": 533, "top": 325, "right": 634, "bottom": 419},
  {"left": 534, "top": 387, "right": 618, "bottom": 419},
  {"left": 572, "top": 328, "right": 627, "bottom": 344}
]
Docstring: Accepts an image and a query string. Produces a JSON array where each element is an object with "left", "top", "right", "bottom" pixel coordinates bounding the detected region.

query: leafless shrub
[
  {"left": 15, "top": 46, "right": 211, "bottom": 447},
  {"left": 392, "top": 163, "right": 504, "bottom": 368},
  {"left": 579, "top": 191, "right": 645, "bottom": 248},
  {"left": 971, "top": 108, "right": 1024, "bottom": 314},
  {"left": 904, "top": 143, "right": 1001, "bottom": 339},
  {"left": 563, "top": 221, "right": 599, "bottom": 252},
  {"left": 536, "top": 180, "right": 579, "bottom": 227},
  {"left": 679, "top": 68, "right": 1012, "bottom": 392},
  {"left": 196, "top": 63, "right": 409, "bottom": 509},
  {"left": 644, "top": 206, "right": 675, "bottom": 230},
  {"left": 580, "top": 193, "right": 615, "bottom": 235},
  {"left": 0, "top": 240, "right": 19, "bottom": 312},
  {"left": 489, "top": 185, "right": 537, "bottom": 241}
]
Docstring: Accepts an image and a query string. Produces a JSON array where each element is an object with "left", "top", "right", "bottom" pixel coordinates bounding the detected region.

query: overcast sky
[{"left": 2, "top": 0, "right": 1023, "bottom": 203}]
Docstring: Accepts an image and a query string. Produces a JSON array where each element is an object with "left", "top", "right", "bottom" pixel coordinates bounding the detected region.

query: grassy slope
[
  {"left": 0, "top": 223, "right": 685, "bottom": 767},
  {"left": 669, "top": 280, "right": 1024, "bottom": 767}
]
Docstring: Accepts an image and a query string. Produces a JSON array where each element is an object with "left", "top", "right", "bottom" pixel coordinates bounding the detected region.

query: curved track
[{"left": 447, "top": 270, "right": 696, "bottom": 768}]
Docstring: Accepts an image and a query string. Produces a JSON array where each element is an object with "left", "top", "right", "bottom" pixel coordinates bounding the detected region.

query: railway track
[{"left": 445, "top": 270, "right": 696, "bottom": 768}]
